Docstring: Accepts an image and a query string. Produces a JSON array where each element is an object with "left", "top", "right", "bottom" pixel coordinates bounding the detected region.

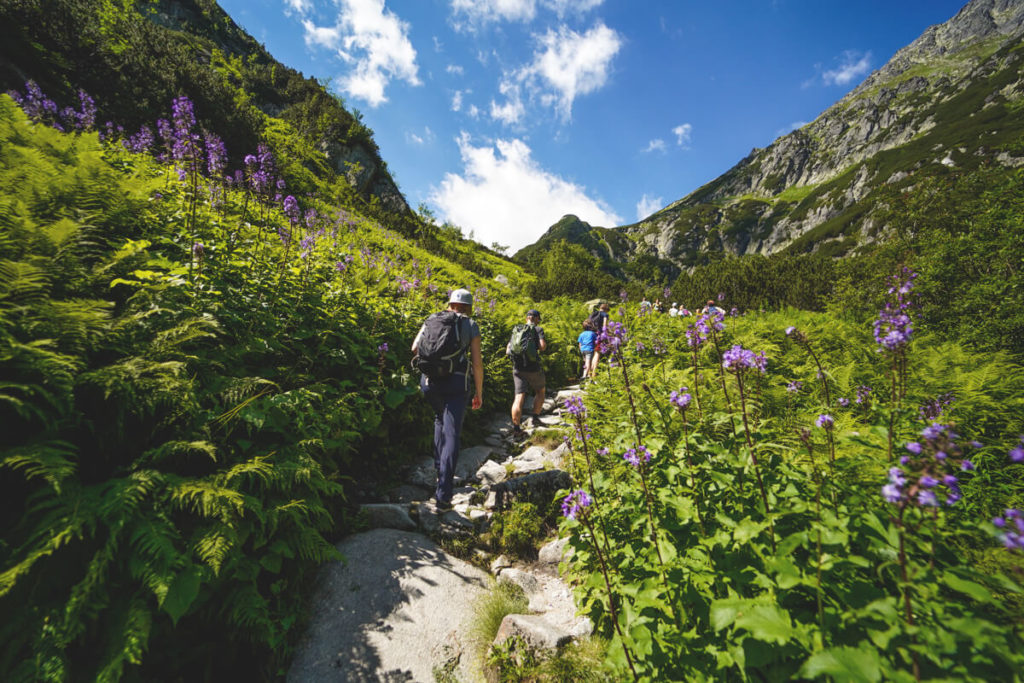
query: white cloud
[
  {"left": 467, "top": 104, "right": 481, "bottom": 118},
  {"left": 300, "top": 0, "right": 420, "bottom": 107},
  {"left": 492, "top": 22, "right": 620, "bottom": 123},
  {"left": 446, "top": 64, "right": 465, "bottom": 76},
  {"left": 643, "top": 138, "right": 666, "bottom": 153},
  {"left": 284, "top": 0, "right": 312, "bottom": 14},
  {"left": 822, "top": 50, "right": 872, "bottom": 86},
  {"left": 776, "top": 120, "right": 808, "bottom": 137},
  {"left": 542, "top": 0, "right": 604, "bottom": 17},
  {"left": 452, "top": 89, "right": 465, "bottom": 111},
  {"left": 448, "top": 0, "right": 603, "bottom": 26},
  {"left": 406, "top": 126, "right": 435, "bottom": 145},
  {"left": 636, "top": 194, "right": 663, "bottom": 221},
  {"left": 490, "top": 81, "right": 526, "bottom": 124},
  {"left": 430, "top": 132, "right": 622, "bottom": 251},
  {"left": 450, "top": 0, "right": 537, "bottom": 27},
  {"left": 672, "top": 123, "right": 692, "bottom": 147}
]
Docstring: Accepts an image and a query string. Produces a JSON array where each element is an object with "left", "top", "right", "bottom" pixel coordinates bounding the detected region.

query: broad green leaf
[
  {"left": 162, "top": 565, "right": 202, "bottom": 625},
  {"left": 734, "top": 605, "right": 794, "bottom": 644},
  {"left": 800, "top": 645, "right": 883, "bottom": 682},
  {"left": 733, "top": 518, "right": 766, "bottom": 544},
  {"left": 941, "top": 572, "right": 992, "bottom": 603}
]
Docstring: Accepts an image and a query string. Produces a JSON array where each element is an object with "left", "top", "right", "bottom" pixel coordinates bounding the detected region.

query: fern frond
[
  {"left": 135, "top": 440, "right": 218, "bottom": 469},
  {"left": 168, "top": 480, "right": 245, "bottom": 520},
  {"left": 218, "top": 455, "right": 274, "bottom": 490},
  {"left": 94, "top": 593, "right": 153, "bottom": 683},
  {"left": 0, "top": 440, "right": 77, "bottom": 492},
  {"left": 193, "top": 524, "right": 237, "bottom": 575},
  {"left": 0, "top": 259, "right": 50, "bottom": 305},
  {"left": 126, "top": 514, "right": 184, "bottom": 601},
  {"left": 59, "top": 524, "right": 122, "bottom": 647},
  {"left": 150, "top": 315, "right": 219, "bottom": 358}
]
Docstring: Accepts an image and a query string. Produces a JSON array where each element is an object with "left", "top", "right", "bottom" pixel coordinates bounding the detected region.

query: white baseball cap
[{"left": 449, "top": 288, "right": 473, "bottom": 306}]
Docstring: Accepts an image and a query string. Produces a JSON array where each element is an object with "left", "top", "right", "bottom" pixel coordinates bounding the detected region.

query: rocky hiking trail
[{"left": 287, "top": 386, "right": 592, "bottom": 683}]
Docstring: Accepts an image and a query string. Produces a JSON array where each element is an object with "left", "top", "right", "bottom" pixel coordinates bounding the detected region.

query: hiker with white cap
[{"left": 411, "top": 288, "right": 483, "bottom": 510}]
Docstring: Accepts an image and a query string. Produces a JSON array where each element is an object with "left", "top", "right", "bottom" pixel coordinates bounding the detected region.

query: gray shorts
[{"left": 513, "top": 369, "right": 545, "bottom": 395}]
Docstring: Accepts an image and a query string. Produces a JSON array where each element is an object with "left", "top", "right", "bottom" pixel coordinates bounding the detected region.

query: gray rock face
[
  {"left": 537, "top": 537, "right": 572, "bottom": 572},
  {"left": 477, "top": 459, "right": 509, "bottom": 486},
  {"left": 494, "top": 614, "right": 574, "bottom": 651},
  {"left": 360, "top": 504, "right": 416, "bottom": 531},
  {"left": 287, "top": 529, "right": 489, "bottom": 683},
  {"left": 456, "top": 445, "right": 493, "bottom": 481},
  {"left": 492, "top": 469, "right": 572, "bottom": 509}
]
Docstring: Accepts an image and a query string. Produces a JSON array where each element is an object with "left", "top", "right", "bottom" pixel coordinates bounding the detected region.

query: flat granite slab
[{"left": 287, "top": 528, "right": 490, "bottom": 683}]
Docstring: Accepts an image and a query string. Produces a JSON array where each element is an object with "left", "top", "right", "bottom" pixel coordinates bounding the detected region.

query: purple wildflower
[
  {"left": 623, "top": 445, "right": 652, "bottom": 467},
  {"left": 786, "top": 380, "right": 803, "bottom": 393},
  {"left": 377, "top": 343, "right": 389, "bottom": 354},
  {"left": 561, "top": 490, "right": 593, "bottom": 520},
  {"left": 669, "top": 389, "right": 692, "bottom": 411},
  {"left": 815, "top": 414, "right": 834, "bottom": 430},
  {"left": 721, "top": 345, "right": 768, "bottom": 374},
  {"left": 565, "top": 396, "right": 586, "bottom": 417},
  {"left": 993, "top": 509, "right": 1024, "bottom": 550},
  {"left": 838, "top": 397, "right": 850, "bottom": 407}
]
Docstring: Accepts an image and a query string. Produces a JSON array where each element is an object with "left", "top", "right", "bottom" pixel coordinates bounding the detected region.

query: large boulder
[
  {"left": 492, "top": 469, "right": 572, "bottom": 510},
  {"left": 494, "top": 614, "right": 574, "bottom": 651},
  {"left": 359, "top": 504, "right": 416, "bottom": 531},
  {"left": 287, "top": 529, "right": 489, "bottom": 683},
  {"left": 456, "top": 445, "right": 493, "bottom": 481}
]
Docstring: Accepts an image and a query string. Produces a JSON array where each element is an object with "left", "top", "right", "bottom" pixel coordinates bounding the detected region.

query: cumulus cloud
[
  {"left": 490, "top": 81, "right": 526, "bottom": 124},
  {"left": 636, "top": 193, "right": 663, "bottom": 221},
  {"left": 491, "top": 22, "right": 621, "bottom": 122},
  {"left": 822, "top": 50, "right": 872, "bottom": 86},
  {"left": 672, "top": 123, "right": 692, "bottom": 147},
  {"left": 300, "top": 0, "right": 420, "bottom": 107},
  {"left": 446, "top": 64, "right": 465, "bottom": 76},
  {"left": 643, "top": 138, "right": 666, "bottom": 153},
  {"left": 430, "top": 132, "right": 621, "bottom": 251},
  {"left": 449, "top": 0, "right": 602, "bottom": 28},
  {"left": 451, "top": 89, "right": 466, "bottom": 111},
  {"left": 284, "top": 0, "right": 312, "bottom": 14}
]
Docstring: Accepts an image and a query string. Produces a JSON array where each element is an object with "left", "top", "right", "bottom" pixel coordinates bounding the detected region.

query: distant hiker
[
  {"left": 578, "top": 319, "right": 598, "bottom": 379},
  {"left": 640, "top": 297, "right": 652, "bottom": 315},
  {"left": 507, "top": 309, "right": 547, "bottom": 438},
  {"left": 701, "top": 299, "right": 724, "bottom": 316},
  {"left": 588, "top": 301, "right": 610, "bottom": 333},
  {"left": 669, "top": 302, "right": 679, "bottom": 317},
  {"left": 411, "top": 288, "right": 483, "bottom": 510}
]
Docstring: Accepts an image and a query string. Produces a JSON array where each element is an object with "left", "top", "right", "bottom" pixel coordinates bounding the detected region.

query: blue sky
[{"left": 218, "top": 0, "right": 969, "bottom": 252}]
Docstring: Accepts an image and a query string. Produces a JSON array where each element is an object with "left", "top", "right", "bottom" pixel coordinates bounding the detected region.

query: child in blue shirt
[{"left": 578, "top": 319, "right": 598, "bottom": 379}]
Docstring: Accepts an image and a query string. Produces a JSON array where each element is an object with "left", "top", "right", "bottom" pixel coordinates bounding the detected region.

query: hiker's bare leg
[
  {"left": 511, "top": 392, "right": 526, "bottom": 426},
  {"left": 532, "top": 387, "right": 545, "bottom": 417}
]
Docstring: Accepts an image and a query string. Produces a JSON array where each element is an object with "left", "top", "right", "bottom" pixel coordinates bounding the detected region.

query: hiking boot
[
  {"left": 510, "top": 425, "right": 528, "bottom": 441},
  {"left": 434, "top": 498, "right": 453, "bottom": 511}
]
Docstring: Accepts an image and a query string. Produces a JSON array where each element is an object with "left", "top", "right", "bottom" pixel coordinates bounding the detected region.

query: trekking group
[{"left": 409, "top": 287, "right": 728, "bottom": 509}]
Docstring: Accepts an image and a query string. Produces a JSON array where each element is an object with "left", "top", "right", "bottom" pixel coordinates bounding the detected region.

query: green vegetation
[
  {"left": 0, "top": 91, "right": 536, "bottom": 680},
  {"left": 555, "top": 297, "right": 1024, "bottom": 680}
]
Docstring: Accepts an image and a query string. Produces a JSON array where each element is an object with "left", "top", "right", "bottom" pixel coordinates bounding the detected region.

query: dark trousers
[{"left": 420, "top": 373, "right": 469, "bottom": 504}]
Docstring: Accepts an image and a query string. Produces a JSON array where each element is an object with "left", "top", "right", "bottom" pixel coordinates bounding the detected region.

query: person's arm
[
  {"left": 470, "top": 335, "right": 483, "bottom": 410},
  {"left": 537, "top": 328, "right": 547, "bottom": 353}
]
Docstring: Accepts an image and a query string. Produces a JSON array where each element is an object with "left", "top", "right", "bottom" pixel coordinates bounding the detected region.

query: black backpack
[
  {"left": 587, "top": 309, "right": 604, "bottom": 332},
  {"left": 508, "top": 323, "right": 540, "bottom": 369},
  {"left": 412, "top": 311, "right": 467, "bottom": 379}
]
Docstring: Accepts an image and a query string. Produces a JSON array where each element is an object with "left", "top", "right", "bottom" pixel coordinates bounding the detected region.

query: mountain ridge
[{"left": 517, "top": 0, "right": 1024, "bottom": 274}]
